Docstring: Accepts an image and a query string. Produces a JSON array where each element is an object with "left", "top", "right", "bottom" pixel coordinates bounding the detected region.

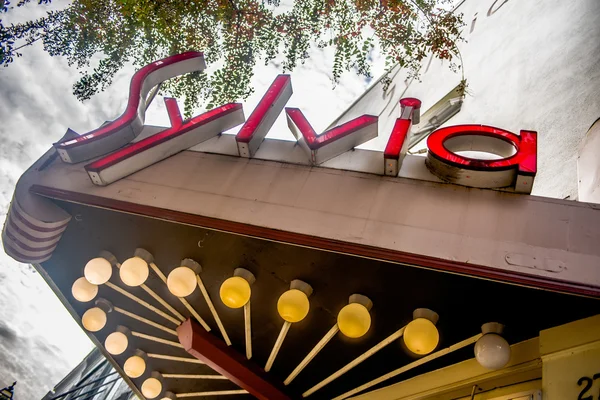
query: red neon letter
[
  {"left": 85, "top": 99, "right": 244, "bottom": 186},
  {"left": 426, "top": 125, "right": 537, "bottom": 193},
  {"left": 286, "top": 108, "right": 378, "bottom": 165},
  {"left": 236, "top": 75, "right": 292, "bottom": 158},
  {"left": 54, "top": 51, "right": 206, "bottom": 164},
  {"left": 383, "top": 97, "right": 422, "bottom": 176}
]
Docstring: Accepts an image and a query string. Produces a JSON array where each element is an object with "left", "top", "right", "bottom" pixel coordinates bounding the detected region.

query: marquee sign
[
  {"left": 53, "top": 51, "right": 537, "bottom": 193},
  {"left": 426, "top": 125, "right": 537, "bottom": 193}
]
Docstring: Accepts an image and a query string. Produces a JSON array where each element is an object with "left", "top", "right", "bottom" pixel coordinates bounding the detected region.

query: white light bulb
[
  {"left": 167, "top": 267, "right": 197, "bottom": 297},
  {"left": 72, "top": 277, "right": 98, "bottom": 302},
  {"left": 82, "top": 307, "right": 107, "bottom": 332},
  {"left": 124, "top": 355, "right": 146, "bottom": 378},
  {"left": 120, "top": 256, "right": 149, "bottom": 287},
  {"left": 475, "top": 333, "right": 511, "bottom": 369},
  {"left": 84, "top": 257, "right": 112, "bottom": 285},
  {"left": 105, "top": 331, "right": 128, "bottom": 355},
  {"left": 141, "top": 377, "right": 162, "bottom": 399}
]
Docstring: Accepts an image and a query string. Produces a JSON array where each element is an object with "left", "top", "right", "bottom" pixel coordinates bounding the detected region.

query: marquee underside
[{"left": 36, "top": 200, "right": 599, "bottom": 399}]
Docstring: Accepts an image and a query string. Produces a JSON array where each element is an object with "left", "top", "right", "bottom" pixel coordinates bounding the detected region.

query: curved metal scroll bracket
[{"left": 2, "top": 149, "right": 72, "bottom": 264}]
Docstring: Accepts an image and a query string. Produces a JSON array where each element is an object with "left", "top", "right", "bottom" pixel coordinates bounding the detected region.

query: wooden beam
[{"left": 177, "top": 318, "right": 294, "bottom": 400}]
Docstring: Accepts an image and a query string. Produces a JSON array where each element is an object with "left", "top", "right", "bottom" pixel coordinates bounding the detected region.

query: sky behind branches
[{"left": 0, "top": 1, "right": 385, "bottom": 398}]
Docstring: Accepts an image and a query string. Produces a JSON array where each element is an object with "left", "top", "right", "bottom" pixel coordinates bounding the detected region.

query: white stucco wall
[
  {"left": 578, "top": 119, "right": 600, "bottom": 203},
  {"left": 334, "top": 0, "right": 600, "bottom": 201}
]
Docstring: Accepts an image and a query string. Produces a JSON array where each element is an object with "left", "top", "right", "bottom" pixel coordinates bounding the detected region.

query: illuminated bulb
[
  {"left": 120, "top": 256, "right": 149, "bottom": 287},
  {"left": 277, "top": 289, "right": 310, "bottom": 323},
  {"left": 84, "top": 257, "right": 112, "bottom": 285},
  {"left": 72, "top": 277, "right": 98, "bottom": 302},
  {"left": 475, "top": 333, "right": 511, "bottom": 369},
  {"left": 220, "top": 276, "right": 251, "bottom": 308},
  {"left": 404, "top": 318, "right": 439, "bottom": 355},
  {"left": 141, "top": 377, "right": 162, "bottom": 399},
  {"left": 167, "top": 266, "right": 197, "bottom": 297},
  {"left": 82, "top": 307, "right": 107, "bottom": 332},
  {"left": 124, "top": 355, "right": 146, "bottom": 378},
  {"left": 337, "top": 303, "right": 371, "bottom": 338},
  {"left": 105, "top": 331, "right": 128, "bottom": 355}
]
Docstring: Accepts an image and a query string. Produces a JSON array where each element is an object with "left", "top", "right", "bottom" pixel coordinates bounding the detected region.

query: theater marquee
[{"left": 54, "top": 51, "right": 537, "bottom": 193}]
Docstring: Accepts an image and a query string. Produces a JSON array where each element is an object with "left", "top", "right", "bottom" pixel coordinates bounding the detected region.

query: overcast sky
[{"left": 0, "top": 2, "right": 384, "bottom": 398}]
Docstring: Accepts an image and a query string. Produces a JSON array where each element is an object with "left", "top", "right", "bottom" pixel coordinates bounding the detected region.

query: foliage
[{"left": 1, "top": 0, "right": 463, "bottom": 117}]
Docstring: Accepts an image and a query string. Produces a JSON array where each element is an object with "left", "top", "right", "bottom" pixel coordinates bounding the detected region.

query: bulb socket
[
  {"left": 133, "top": 349, "right": 148, "bottom": 360},
  {"left": 98, "top": 251, "right": 118, "bottom": 267},
  {"left": 290, "top": 279, "right": 312, "bottom": 297},
  {"left": 348, "top": 294, "right": 373, "bottom": 311},
  {"left": 481, "top": 322, "right": 505, "bottom": 335},
  {"left": 133, "top": 248, "right": 154, "bottom": 264},
  {"left": 95, "top": 298, "right": 114, "bottom": 313},
  {"left": 115, "top": 325, "right": 131, "bottom": 336},
  {"left": 234, "top": 268, "right": 256, "bottom": 285},
  {"left": 413, "top": 308, "right": 439, "bottom": 325},
  {"left": 180, "top": 258, "right": 202, "bottom": 274},
  {"left": 162, "top": 392, "right": 177, "bottom": 400},
  {"left": 150, "top": 371, "right": 163, "bottom": 383}
]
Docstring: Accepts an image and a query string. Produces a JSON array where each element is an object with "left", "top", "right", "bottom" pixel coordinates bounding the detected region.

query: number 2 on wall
[{"left": 578, "top": 374, "right": 600, "bottom": 400}]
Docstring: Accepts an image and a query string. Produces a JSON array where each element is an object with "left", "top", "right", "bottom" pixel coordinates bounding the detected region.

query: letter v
[{"left": 285, "top": 109, "right": 378, "bottom": 165}]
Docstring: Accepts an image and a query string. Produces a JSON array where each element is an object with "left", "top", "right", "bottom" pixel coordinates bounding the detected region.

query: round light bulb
[
  {"left": 337, "top": 303, "right": 371, "bottom": 338},
  {"left": 105, "top": 331, "right": 128, "bottom": 355},
  {"left": 120, "top": 256, "right": 149, "bottom": 287},
  {"left": 82, "top": 307, "right": 107, "bottom": 332},
  {"left": 141, "top": 377, "right": 162, "bottom": 399},
  {"left": 220, "top": 276, "right": 251, "bottom": 308},
  {"left": 72, "top": 277, "right": 98, "bottom": 302},
  {"left": 84, "top": 257, "right": 112, "bottom": 285},
  {"left": 277, "top": 289, "right": 310, "bottom": 323},
  {"left": 167, "top": 267, "right": 197, "bottom": 297},
  {"left": 124, "top": 355, "right": 146, "bottom": 378},
  {"left": 475, "top": 333, "right": 511, "bottom": 369},
  {"left": 403, "top": 318, "right": 439, "bottom": 355}
]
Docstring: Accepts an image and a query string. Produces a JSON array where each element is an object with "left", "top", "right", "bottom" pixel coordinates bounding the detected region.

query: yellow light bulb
[
  {"left": 277, "top": 289, "right": 310, "bottom": 323},
  {"left": 120, "top": 256, "right": 149, "bottom": 287},
  {"left": 82, "top": 307, "right": 107, "bottom": 332},
  {"left": 167, "top": 266, "right": 197, "bottom": 297},
  {"left": 337, "top": 303, "right": 371, "bottom": 338},
  {"left": 403, "top": 318, "right": 439, "bottom": 355},
  {"left": 105, "top": 331, "right": 128, "bottom": 355},
  {"left": 124, "top": 355, "right": 146, "bottom": 378},
  {"left": 72, "top": 277, "right": 98, "bottom": 302},
  {"left": 220, "top": 276, "right": 251, "bottom": 308},
  {"left": 141, "top": 377, "right": 162, "bottom": 399},
  {"left": 84, "top": 257, "right": 112, "bottom": 285}
]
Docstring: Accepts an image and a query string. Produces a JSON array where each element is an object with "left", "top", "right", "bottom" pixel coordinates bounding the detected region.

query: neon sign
[
  {"left": 426, "top": 125, "right": 537, "bottom": 193},
  {"left": 54, "top": 52, "right": 537, "bottom": 193},
  {"left": 54, "top": 51, "right": 207, "bottom": 164}
]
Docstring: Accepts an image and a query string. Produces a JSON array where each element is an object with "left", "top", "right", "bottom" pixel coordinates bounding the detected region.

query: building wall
[
  {"left": 540, "top": 315, "right": 600, "bottom": 400},
  {"left": 334, "top": 0, "right": 600, "bottom": 201},
  {"left": 42, "top": 348, "right": 133, "bottom": 400},
  {"left": 578, "top": 119, "right": 600, "bottom": 203}
]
